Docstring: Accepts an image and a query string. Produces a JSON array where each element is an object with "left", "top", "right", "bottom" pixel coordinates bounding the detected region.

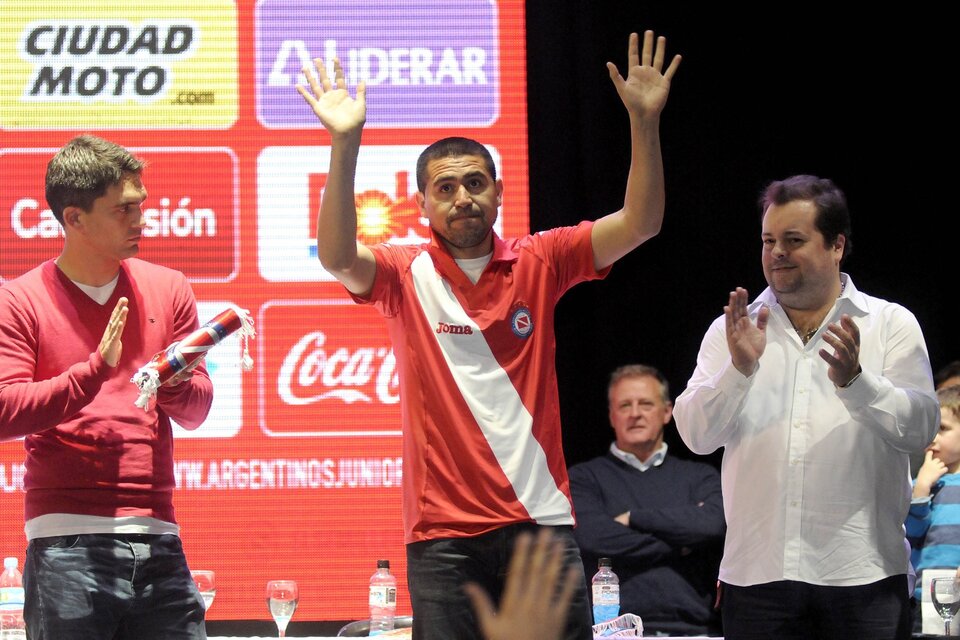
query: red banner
[{"left": 0, "top": 0, "right": 528, "bottom": 622}]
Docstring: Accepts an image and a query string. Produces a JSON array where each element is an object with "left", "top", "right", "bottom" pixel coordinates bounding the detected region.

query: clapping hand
[
  {"left": 821, "top": 314, "right": 861, "bottom": 388},
  {"left": 98, "top": 297, "right": 128, "bottom": 367},
  {"left": 724, "top": 287, "right": 768, "bottom": 377}
]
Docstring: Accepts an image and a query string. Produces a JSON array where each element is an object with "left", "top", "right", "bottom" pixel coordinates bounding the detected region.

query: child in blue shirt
[{"left": 907, "top": 385, "right": 960, "bottom": 600}]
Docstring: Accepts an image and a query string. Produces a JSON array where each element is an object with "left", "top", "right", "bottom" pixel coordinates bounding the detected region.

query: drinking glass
[
  {"left": 190, "top": 570, "right": 216, "bottom": 611},
  {"left": 265, "top": 579, "right": 299, "bottom": 638},
  {"left": 932, "top": 576, "right": 960, "bottom": 636}
]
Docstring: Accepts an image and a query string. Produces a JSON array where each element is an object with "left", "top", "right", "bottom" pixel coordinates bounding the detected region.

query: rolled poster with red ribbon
[{"left": 131, "top": 305, "right": 255, "bottom": 410}]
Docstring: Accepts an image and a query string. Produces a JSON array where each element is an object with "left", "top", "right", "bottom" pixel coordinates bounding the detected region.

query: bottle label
[
  {"left": 592, "top": 584, "right": 619, "bottom": 606},
  {"left": 0, "top": 586, "right": 24, "bottom": 609},
  {"left": 369, "top": 585, "right": 397, "bottom": 607}
]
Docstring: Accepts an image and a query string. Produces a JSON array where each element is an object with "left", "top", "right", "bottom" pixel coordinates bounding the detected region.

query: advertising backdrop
[{"left": 0, "top": 0, "right": 529, "bottom": 621}]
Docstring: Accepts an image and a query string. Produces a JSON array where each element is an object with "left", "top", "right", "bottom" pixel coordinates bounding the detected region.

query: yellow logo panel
[{"left": 0, "top": 0, "right": 237, "bottom": 129}]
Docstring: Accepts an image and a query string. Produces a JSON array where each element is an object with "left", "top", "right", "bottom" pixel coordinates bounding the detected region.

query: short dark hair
[
  {"left": 936, "top": 361, "right": 960, "bottom": 390},
  {"left": 759, "top": 174, "right": 853, "bottom": 264},
  {"left": 607, "top": 364, "right": 671, "bottom": 405},
  {"left": 45, "top": 135, "right": 145, "bottom": 224},
  {"left": 415, "top": 137, "right": 497, "bottom": 192}
]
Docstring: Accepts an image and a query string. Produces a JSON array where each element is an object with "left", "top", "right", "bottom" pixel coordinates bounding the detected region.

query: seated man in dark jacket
[{"left": 569, "top": 364, "right": 724, "bottom": 636}]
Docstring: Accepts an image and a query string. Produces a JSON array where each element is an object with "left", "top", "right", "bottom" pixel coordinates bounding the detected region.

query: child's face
[{"left": 929, "top": 407, "right": 960, "bottom": 472}]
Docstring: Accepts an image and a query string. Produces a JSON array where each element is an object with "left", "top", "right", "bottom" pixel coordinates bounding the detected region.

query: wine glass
[
  {"left": 266, "top": 579, "right": 299, "bottom": 638},
  {"left": 932, "top": 576, "right": 960, "bottom": 636},
  {"left": 190, "top": 570, "right": 216, "bottom": 611}
]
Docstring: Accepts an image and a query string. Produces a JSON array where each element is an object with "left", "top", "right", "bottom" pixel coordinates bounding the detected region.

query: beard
[{"left": 436, "top": 210, "right": 492, "bottom": 250}]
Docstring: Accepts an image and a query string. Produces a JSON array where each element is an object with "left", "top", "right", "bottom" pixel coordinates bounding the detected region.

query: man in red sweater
[{"left": 0, "top": 135, "right": 213, "bottom": 639}]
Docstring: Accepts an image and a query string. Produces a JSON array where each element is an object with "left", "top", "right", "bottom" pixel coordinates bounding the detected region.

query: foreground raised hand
[{"left": 465, "top": 529, "right": 579, "bottom": 640}]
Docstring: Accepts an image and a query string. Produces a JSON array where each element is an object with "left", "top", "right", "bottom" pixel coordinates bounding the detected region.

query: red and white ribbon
[{"left": 131, "top": 305, "right": 255, "bottom": 410}]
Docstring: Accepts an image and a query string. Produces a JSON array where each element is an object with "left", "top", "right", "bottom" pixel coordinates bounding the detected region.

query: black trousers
[{"left": 721, "top": 576, "right": 911, "bottom": 640}]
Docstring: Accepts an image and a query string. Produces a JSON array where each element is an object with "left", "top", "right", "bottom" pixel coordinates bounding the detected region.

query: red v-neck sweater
[{"left": 0, "top": 259, "right": 213, "bottom": 523}]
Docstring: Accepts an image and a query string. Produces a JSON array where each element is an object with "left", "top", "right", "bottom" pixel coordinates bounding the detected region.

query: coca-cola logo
[
  {"left": 259, "top": 301, "right": 402, "bottom": 437},
  {"left": 278, "top": 330, "right": 398, "bottom": 405}
]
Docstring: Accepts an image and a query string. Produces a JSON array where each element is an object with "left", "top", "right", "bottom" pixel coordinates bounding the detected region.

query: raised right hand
[
  {"left": 297, "top": 57, "right": 366, "bottom": 139},
  {"left": 724, "top": 287, "right": 768, "bottom": 377},
  {"left": 99, "top": 296, "right": 128, "bottom": 367}
]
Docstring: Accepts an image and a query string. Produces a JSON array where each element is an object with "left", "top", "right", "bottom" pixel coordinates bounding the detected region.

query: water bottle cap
[
  {"left": 377, "top": 559, "right": 390, "bottom": 569},
  {"left": 598, "top": 557, "right": 612, "bottom": 568},
  {"left": 3, "top": 557, "right": 17, "bottom": 570}
]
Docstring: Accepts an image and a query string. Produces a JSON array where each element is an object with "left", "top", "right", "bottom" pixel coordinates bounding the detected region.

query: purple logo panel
[{"left": 256, "top": 0, "right": 499, "bottom": 128}]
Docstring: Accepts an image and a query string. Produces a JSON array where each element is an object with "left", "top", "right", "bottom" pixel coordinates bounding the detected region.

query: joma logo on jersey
[{"left": 436, "top": 322, "right": 473, "bottom": 335}]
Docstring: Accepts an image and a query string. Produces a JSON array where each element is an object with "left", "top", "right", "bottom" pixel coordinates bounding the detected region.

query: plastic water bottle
[
  {"left": 368, "top": 559, "right": 397, "bottom": 636},
  {"left": 591, "top": 557, "right": 620, "bottom": 624},
  {"left": 0, "top": 557, "right": 25, "bottom": 639}
]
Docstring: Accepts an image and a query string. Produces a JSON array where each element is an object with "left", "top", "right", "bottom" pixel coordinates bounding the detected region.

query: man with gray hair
[{"left": 569, "top": 364, "right": 724, "bottom": 636}]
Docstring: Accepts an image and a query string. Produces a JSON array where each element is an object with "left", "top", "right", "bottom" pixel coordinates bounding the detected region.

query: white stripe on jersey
[{"left": 410, "top": 252, "right": 572, "bottom": 524}]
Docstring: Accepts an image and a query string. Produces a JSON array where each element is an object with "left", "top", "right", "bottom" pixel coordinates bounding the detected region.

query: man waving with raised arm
[{"left": 298, "top": 31, "right": 680, "bottom": 640}]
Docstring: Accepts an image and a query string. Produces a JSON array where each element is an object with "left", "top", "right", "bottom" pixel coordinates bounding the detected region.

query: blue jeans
[
  {"left": 406, "top": 523, "right": 593, "bottom": 640},
  {"left": 23, "top": 533, "right": 206, "bottom": 640},
  {"left": 721, "top": 576, "right": 910, "bottom": 640}
]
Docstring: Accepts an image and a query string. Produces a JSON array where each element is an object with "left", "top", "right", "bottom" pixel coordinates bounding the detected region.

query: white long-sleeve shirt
[{"left": 674, "top": 274, "right": 939, "bottom": 587}]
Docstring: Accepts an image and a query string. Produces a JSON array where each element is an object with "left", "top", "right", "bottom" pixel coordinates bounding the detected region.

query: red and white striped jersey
[{"left": 353, "top": 221, "right": 608, "bottom": 543}]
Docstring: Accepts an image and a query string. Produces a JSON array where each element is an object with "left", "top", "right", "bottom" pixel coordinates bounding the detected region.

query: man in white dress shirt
[{"left": 673, "top": 174, "right": 939, "bottom": 640}]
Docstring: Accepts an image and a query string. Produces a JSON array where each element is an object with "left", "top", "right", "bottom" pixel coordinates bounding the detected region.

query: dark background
[{"left": 525, "top": 4, "right": 954, "bottom": 469}]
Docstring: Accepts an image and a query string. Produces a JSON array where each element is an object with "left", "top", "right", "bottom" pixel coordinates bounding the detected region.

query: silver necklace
[{"left": 793, "top": 278, "right": 846, "bottom": 344}]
